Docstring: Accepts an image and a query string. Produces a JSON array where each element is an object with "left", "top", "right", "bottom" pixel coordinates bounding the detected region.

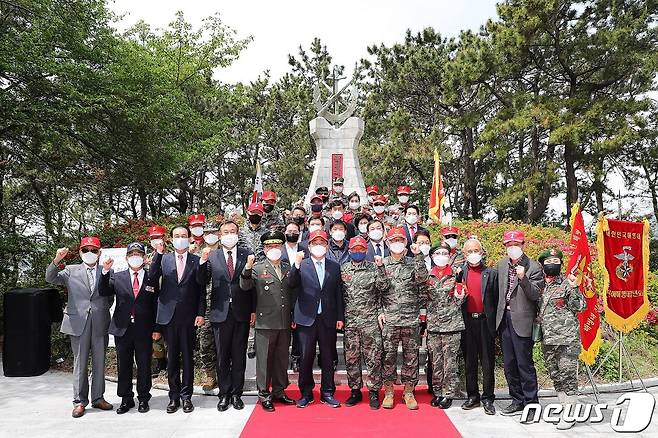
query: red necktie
[
  {"left": 410, "top": 226, "right": 416, "bottom": 239},
  {"left": 132, "top": 271, "right": 139, "bottom": 317},
  {"left": 227, "top": 250, "right": 234, "bottom": 279}
]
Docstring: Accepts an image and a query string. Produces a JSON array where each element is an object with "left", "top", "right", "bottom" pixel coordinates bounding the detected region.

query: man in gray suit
[
  {"left": 46, "top": 236, "right": 114, "bottom": 418},
  {"left": 495, "top": 230, "right": 544, "bottom": 416}
]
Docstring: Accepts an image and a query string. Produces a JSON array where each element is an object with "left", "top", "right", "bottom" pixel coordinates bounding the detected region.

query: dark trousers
[
  {"left": 297, "top": 314, "right": 337, "bottom": 398},
  {"left": 463, "top": 314, "right": 495, "bottom": 402},
  {"left": 115, "top": 322, "right": 153, "bottom": 402},
  {"left": 291, "top": 328, "right": 301, "bottom": 362},
  {"left": 163, "top": 312, "right": 196, "bottom": 401},
  {"left": 213, "top": 307, "right": 250, "bottom": 397},
  {"left": 500, "top": 311, "right": 538, "bottom": 405},
  {"left": 255, "top": 328, "right": 290, "bottom": 400}
]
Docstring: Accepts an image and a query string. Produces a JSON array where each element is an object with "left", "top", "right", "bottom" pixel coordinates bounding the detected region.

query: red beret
[
  {"left": 366, "top": 185, "right": 379, "bottom": 195},
  {"left": 80, "top": 236, "right": 101, "bottom": 249},
  {"left": 261, "top": 191, "right": 277, "bottom": 202},
  {"left": 188, "top": 213, "right": 206, "bottom": 226},
  {"left": 308, "top": 229, "right": 329, "bottom": 243},
  {"left": 147, "top": 225, "right": 166, "bottom": 237},
  {"left": 441, "top": 226, "right": 460, "bottom": 236},
  {"left": 348, "top": 236, "right": 368, "bottom": 250},
  {"left": 503, "top": 230, "right": 525, "bottom": 244},
  {"left": 247, "top": 202, "right": 265, "bottom": 215},
  {"left": 396, "top": 185, "right": 411, "bottom": 195},
  {"left": 372, "top": 194, "right": 388, "bottom": 205}
]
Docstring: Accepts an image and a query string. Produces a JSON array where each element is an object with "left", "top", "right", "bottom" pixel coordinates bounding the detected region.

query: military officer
[
  {"left": 391, "top": 185, "right": 412, "bottom": 223},
  {"left": 188, "top": 213, "right": 206, "bottom": 254},
  {"left": 331, "top": 177, "right": 350, "bottom": 206},
  {"left": 537, "top": 248, "right": 585, "bottom": 430},
  {"left": 146, "top": 225, "right": 168, "bottom": 377},
  {"left": 261, "top": 191, "right": 285, "bottom": 230},
  {"left": 198, "top": 221, "right": 220, "bottom": 391},
  {"left": 240, "top": 230, "right": 297, "bottom": 411},
  {"left": 239, "top": 202, "right": 268, "bottom": 261},
  {"left": 441, "top": 226, "right": 465, "bottom": 271}
]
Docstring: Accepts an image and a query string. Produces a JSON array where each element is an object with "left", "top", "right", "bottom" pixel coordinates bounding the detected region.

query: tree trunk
[
  {"left": 564, "top": 142, "right": 579, "bottom": 220},
  {"left": 462, "top": 127, "right": 479, "bottom": 218},
  {"left": 138, "top": 186, "right": 148, "bottom": 220}
]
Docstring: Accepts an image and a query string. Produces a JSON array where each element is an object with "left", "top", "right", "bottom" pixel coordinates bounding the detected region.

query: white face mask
[
  {"left": 190, "top": 226, "right": 204, "bottom": 237},
  {"left": 221, "top": 233, "right": 238, "bottom": 248},
  {"left": 204, "top": 234, "right": 219, "bottom": 245},
  {"left": 373, "top": 205, "right": 385, "bottom": 214},
  {"left": 445, "top": 238, "right": 458, "bottom": 249},
  {"left": 358, "top": 223, "right": 368, "bottom": 234},
  {"left": 433, "top": 254, "right": 450, "bottom": 267},
  {"left": 389, "top": 242, "right": 406, "bottom": 254},
  {"left": 349, "top": 201, "right": 360, "bottom": 210},
  {"left": 127, "top": 255, "right": 144, "bottom": 269},
  {"left": 331, "top": 230, "right": 346, "bottom": 241},
  {"left": 172, "top": 237, "right": 189, "bottom": 250},
  {"left": 150, "top": 238, "right": 163, "bottom": 249},
  {"left": 308, "top": 224, "right": 322, "bottom": 233},
  {"left": 331, "top": 210, "right": 343, "bottom": 220},
  {"left": 467, "top": 253, "right": 482, "bottom": 265},
  {"left": 310, "top": 245, "right": 327, "bottom": 258},
  {"left": 398, "top": 195, "right": 409, "bottom": 204},
  {"left": 406, "top": 214, "right": 418, "bottom": 225},
  {"left": 266, "top": 248, "right": 282, "bottom": 261},
  {"left": 507, "top": 245, "right": 523, "bottom": 260},
  {"left": 369, "top": 229, "right": 383, "bottom": 241},
  {"left": 80, "top": 251, "right": 99, "bottom": 265},
  {"left": 334, "top": 186, "right": 343, "bottom": 194},
  {"left": 419, "top": 244, "right": 431, "bottom": 256}
]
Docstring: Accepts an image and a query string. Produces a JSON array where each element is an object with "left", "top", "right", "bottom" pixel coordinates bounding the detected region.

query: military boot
[
  {"left": 403, "top": 383, "right": 418, "bottom": 410},
  {"left": 201, "top": 369, "right": 217, "bottom": 391},
  {"left": 345, "top": 389, "right": 362, "bottom": 407},
  {"left": 382, "top": 382, "right": 395, "bottom": 409},
  {"left": 369, "top": 390, "right": 380, "bottom": 410},
  {"left": 556, "top": 392, "right": 576, "bottom": 430}
]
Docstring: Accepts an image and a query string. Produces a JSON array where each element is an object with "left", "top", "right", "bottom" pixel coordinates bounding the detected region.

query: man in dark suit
[
  {"left": 401, "top": 205, "right": 427, "bottom": 251},
  {"left": 495, "top": 230, "right": 544, "bottom": 416},
  {"left": 197, "top": 220, "right": 253, "bottom": 412},
  {"left": 365, "top": 219, "right": 389, "bottom": 262},
  {"left": 288, "top": 229, "right": 345, "bottom": 408},
  {"left": 149, "top": 226, "right": 206, "bottom": 414},
  {"left": 99, "top": 242, "right": 159, "bottom": 414},
  {"left": 457, "top": 238, "right": 498, "bottom": 415}
]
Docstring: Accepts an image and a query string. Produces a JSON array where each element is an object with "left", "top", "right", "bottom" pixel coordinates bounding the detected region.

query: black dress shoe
[
  {"left": 166, "top": 399, "right": 180, "bottom": 414},
  {"left": 182, "top": 399, "right": 194, "bottom": 413},
  {"left": 261, "top": 399, "right": 275, "bottom": 412},
  {"left": 345, "top": 389, "right": 362, "bottom": 407},
  {"left": 438, "top": 398, "right": 453, "bottom": 409},
  {"left": 272, "top": 394, "right": 296, "bottom": 405},
  {"left": 137, "top": 401, "right": 149, "bottom": 413},
  {"left": 483, "top": 400, "right": 496, "bottom": 415},
  {"left": 501, "top": 402, "right": 524, "bottom": 416},
  {"left": 430, "top": 396, "right": 444, "bottom": 407},
  {"left": 116, "top": 399, "right": 135, "bottom": 414},
  {"left": 461, "top": 397, "right": 480, "bottom": 410},
  {"left": 231, "top": 395, "right": 244, "bottom": 410},
  {"left": 217, "top": 395, "right": 230, "bottom": 411}
]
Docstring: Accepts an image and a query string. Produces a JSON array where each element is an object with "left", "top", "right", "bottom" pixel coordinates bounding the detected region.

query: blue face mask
[{"left": 350, "top": 252, "right": 366, "bottom": 262}]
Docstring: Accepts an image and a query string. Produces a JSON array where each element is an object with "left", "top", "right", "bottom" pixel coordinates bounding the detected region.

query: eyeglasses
[
  {"left": 80, "top": 248, "right": 99, "bottom": 254},
  {"left": 444, "top": 234, "right": 458, "bottom": 239}
]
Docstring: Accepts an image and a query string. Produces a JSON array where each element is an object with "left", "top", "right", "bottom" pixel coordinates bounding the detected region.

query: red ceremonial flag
[
  {"left": 251, "top": 161, "right": 263, "bottom": 204},
  {"left": 596, "top": 216, "right": 651, "bottom": 332},
  {"left": 428, "top": 149, "right": 445, "bottom": 222},
  {"left": 566, "top": 203, "right": 601, "bottom": 365}
]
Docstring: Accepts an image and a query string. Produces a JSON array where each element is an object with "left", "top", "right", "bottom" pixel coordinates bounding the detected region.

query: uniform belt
[{"left": 469, "top": 312, "right": 485, "bottom": 319}]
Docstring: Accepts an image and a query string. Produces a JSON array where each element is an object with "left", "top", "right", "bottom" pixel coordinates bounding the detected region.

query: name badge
[
  {"left": 259, "top": 272, "right": 272, "bottom": 279},
  {"left": 145, "top": 285, "right": 155, "bottom": 293}
]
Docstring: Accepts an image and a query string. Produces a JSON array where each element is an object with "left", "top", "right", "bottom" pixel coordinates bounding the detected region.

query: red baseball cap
[
  {"left": 372, "top": 194, "right": 387, "bottom": 205},
  {"left": 308, "top": 229, "right": 329, "bottom": 243},
  {"left": 310, "top": 193, "right": 323, "bottom": 203},
  {"left": 348, "top": 236, "right": 368, "bottom": 250},
  {"left": 503, "top": 230, "right": 525, "bottom": 244},
  {"left": 386, "top": 227, "right": 406, "bottom": 240},
  {"left": 366, "top": 185, "right": 379, "bottom": 195},
  {"left": 396, "top": 185, "right": 411, "bottom": 195},
  {"left": 247, "top": 202, "right": 265, "bottom": 215},
  {"left": 188, "top": 213, "right": 206, "bottom": 226},
  {"left": 441, "top": 226, "right": 460, "bottom": 236},
  {"left": 147, "top": 225, "right": 166, "bottom": 237},
  {"left": 80, "top": 236, "right": 101, "bottom": 249},
  {"left": 261, "top": 191, "right": 277, "bottom": 202}
]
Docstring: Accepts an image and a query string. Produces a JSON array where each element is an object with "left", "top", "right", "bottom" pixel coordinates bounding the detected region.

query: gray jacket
[
  {"left": 495, "top": 255, "right": 544, "bottom": 337},
  {"left": 46, "top": 262, "right": 113, "bottom": 337}
]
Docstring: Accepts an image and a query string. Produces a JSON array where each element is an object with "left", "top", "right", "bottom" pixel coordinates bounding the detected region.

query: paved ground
[{"left": 1, "top": 367, "right": 656, "bottom": 437}]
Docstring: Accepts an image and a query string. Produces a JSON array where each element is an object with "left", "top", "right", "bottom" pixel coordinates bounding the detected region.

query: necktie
[
  {"left": 375, "top": 244, "right": 382, "bottom": 257},
  {"left": 227, "top": 250, "right": 234, "bottom": 279},
  {"left": 132, "top": 272, "right": 139, "bottom": 317},
  {"left": 316, "top": 261, "right": 324, "bottom": 314},
  {"left": 177, "top": 254, "right": 184, "bottom": 281},
  {"left": 87, "top": 268, "right": 95, "bottom": 294},
  {"left": 274, "top": 264, "right": 282, "bottom": 280},
  {"left": 410, "top": 225, "right": 416, "bottom": 239}
]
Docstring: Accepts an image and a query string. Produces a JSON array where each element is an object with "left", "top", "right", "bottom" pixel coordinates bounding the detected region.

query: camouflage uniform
[
  {"left": 239, "top": 222, "right": 267, "bottom": 262},
  {"left": 262, "top": 207, "right": 285, "bottom": 230},
  {"left": 423, "top": 271, "right": 465, "bottom": 398},
  {"left": 341, "top": 260, "right": 390, "bottom": 391},
  {"left": 381, "top": 254, "right": 429, "bottom": 385},
  {"left": 198, "top": 244, "right": 218, "bottom": 373},
  {"left": 449, "top": 249, "right": 465, "bottom": 271},
  {"left": 539, "top": 276, "right": 586, "bottom": 395}
]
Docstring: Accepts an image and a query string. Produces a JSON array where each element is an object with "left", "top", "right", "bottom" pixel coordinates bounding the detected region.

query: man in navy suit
[
  {"left": 288, "top": 229, "right": 345, "bottom": 408},
  {"left": 401, "top": 205, "right": 427, "bottom": 251},
  {"left": 99, "top": 242, "right": 159, "bottom": 414},
  {"left": 197, "top": 220, "right": 253, "bottom": 412},
  {"left": 149, "top": 226, "right": 206, "bottom": 414},
  {"left": 365, "top": 219, "right": 389, "bottom": 262}
]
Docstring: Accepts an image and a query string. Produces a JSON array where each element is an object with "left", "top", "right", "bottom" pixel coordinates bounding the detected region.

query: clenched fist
[
  {"left": 54, "top": 247, "right": 69, "bottom": 264},
  {"left": 374, "top": 255, "right": 383, "bottom": 267},
  {"left": 295, "top": 251, "right": 305, "bottom": 266},
  {"left": 516, "top": 265, "right": 525, "bottom": 279},
  {"left": 567, "top": 274, "right": 578, "bottom": 288},
  {"left": 410, "top": 243, "right": 420, "bottom": 255},
  {"left": 245, "top": 254, "right": 256, "bottom": 270}
]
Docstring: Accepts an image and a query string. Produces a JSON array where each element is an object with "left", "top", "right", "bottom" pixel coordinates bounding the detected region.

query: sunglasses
[{"left": 80, "top": 248, "right": 99, "bottom": 254}]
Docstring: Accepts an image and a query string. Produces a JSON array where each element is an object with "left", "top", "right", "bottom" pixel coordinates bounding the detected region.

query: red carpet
[{"left": 240, "top": 385, "right": 461, "bottom": 437}]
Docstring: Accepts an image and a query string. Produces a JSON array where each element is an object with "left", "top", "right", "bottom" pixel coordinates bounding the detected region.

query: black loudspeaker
[{"left": 3, "top": 288, "right": 62, "bottom": 377}]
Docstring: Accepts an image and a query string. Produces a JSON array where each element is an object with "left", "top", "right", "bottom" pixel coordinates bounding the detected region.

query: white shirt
[{"left": 285, "top": 243, "right": 298, "bottom": 264}]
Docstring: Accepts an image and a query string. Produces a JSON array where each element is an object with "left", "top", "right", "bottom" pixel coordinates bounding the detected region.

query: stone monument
[{"left": 305, "top": 67, "right": 367, "bottom": 205}]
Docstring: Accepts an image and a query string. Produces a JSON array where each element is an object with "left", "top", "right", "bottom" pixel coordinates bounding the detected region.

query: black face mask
[
  {"left": 263, "top": 204, "right": 274, "bottom": 213},
  {"left": 285, "top": 233, "right": 300, "bottom": 243},
  {"left": 543, "top": 263, "right": 561, "bottom": 277},
  {"left": 248, "top": 214, "right": 262, "bottom": 224},
  {"left": 292, "top": 216, "right": 305, "bottom": 226},
  {"left": 311, "top": 204, "right": 323, "bottom": 213}
]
